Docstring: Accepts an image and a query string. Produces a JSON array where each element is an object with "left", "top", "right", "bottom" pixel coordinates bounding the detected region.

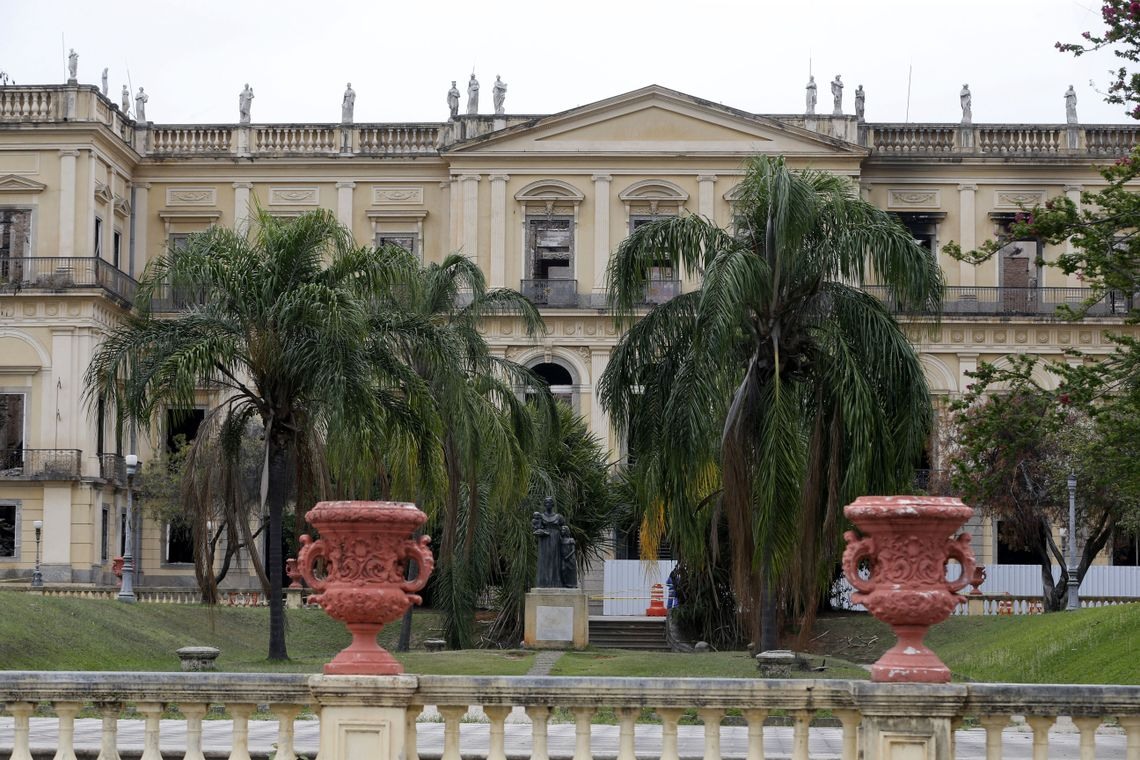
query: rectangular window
[
  {"left": 166, "top": 517, "right": 194, "bottom": 564},
  {"left": 630, "top": 216, "right": 678, "bottom": 303},
  {"left": 526, "top": 217, "right": 573, "bottom": 280},
  {"left": 0, "top": 209, "right": 32, "bottom": 284},
  {"left": 0, "top": 503, "right": 14, "bottom": 558},
  {"left": 94, "top": 217, "right": 103, "bottom": 258},
  {"left": 0, "top": 393, "right": 26, "bottom": 468},
  {"left": 120, "top": 511, "right": 126, "bottom": 556},
  {"left": 101, "top": 506, "right": 110, "bottom": 563},
  {"left": 112, "top": 230, "right": 122, "bottom": 269},
  {"left": 376, "top": 234, "right": 418, "bottom": 261},
  {"left": 166, "top": 408, "right": 205, "bottom": 454},
  {"left": 168, "top": 233, "right": 192, "bottom": 252}
]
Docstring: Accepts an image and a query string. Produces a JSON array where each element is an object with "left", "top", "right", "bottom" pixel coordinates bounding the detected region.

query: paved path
[
  {"left": 0, "top": 717, "right": 1128, "bottom": 759},
  {"left": 525, "top": 650, "right": 565, "bottom": 677}
]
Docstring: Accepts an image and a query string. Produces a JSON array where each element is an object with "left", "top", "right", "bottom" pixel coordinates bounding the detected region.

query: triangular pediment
[
  {"left": 0, "top": 174, "right": 46, "bottom": 193},
  {"left": 446, "top": 85, "right": 866, "bottom": 158}
]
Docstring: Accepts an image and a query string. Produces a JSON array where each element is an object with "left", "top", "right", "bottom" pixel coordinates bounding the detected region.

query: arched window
[{"left": 529, "top": 360, "right": 577, "bottom": 409}]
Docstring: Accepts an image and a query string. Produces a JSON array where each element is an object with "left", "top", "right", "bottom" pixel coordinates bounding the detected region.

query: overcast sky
[{"left": 2, "top": 0, "right": 1132, "bottom": 126}]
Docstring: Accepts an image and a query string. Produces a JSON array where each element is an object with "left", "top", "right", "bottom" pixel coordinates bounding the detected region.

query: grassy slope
[
  {"left": 0, "top": 592, "right": 532, "bottom": 675},
  {"left": 2, "top": 592, "right": 1137, "bottom": 683}
]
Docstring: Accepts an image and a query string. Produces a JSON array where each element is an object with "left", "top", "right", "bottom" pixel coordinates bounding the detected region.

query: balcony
[
  {"left": 520, "top": 278, "right": 579, "bottom": 308},
  {"left": 0, "top": 449, "right": 82, "bottom": 480},
  {"left": 98, "top": 453, "right": 126, "bottom": 487},
  {"left": 144, "top": 283, "right": 209, "bottom": 313},
  {"left": 0, "top": 257, "right": 137, "bottom": 307},
  {"left": 863, "top": 285, "right": 1134, "bottom": 318},
  {"left": 642, "top": 277, "right": 681, "bottom": 305},
  {"left": 0, "top": 672, "right": 1137, "bottom": 758}
]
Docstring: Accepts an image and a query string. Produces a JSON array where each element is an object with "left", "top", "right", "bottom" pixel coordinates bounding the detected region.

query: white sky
[{"left": 2, "top": 0, "right": 1133, "bottom": 125}]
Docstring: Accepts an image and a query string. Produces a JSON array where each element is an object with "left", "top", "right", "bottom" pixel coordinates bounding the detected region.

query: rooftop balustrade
[
  {"left": 0, "top": 672, "right": 1137, "bottom": 758},
  {"left": 863, "top": 285, "right": 1135, "bottom": 318}
]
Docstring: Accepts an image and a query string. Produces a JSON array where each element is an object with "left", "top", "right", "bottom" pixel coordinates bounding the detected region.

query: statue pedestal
[{"left": 524, "top": 589, "right": 588, "bottom": 650}]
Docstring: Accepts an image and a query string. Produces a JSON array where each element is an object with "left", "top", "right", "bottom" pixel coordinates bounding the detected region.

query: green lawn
[{"left": 2, "top": 591, "right": 1138, "bottom": 684}]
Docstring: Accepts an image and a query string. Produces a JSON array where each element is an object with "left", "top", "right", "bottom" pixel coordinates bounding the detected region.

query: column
[
  {"left": 336, "top": 182, "right": 355, "bottom": 230},
  {"left": 460, "top": 174, "right": 481, "bottom": 261},
  {"left": 58, "top": 149, "right": 79, "bottom": 257},
  {"left": 88, "top": 153, "right": 99, "bottom": 258},
  {"left": 447, "top": 179, "right": 460, "bottom": 254},
  {"left": 590, "top": 348, "right": 613, "bottom": 458},
  {"left": 489, "top": 174, "right": 509, "bottom": 288},
  {"left": 1063, "top": 184, "right": 1083, "bottom": 288},
  {"left": 233, "top": 182, "right": 253, "bottom": 236},
  {"left": 957, "top": 184, "right": 977, "bottom": 287},
  {"left": 957, "top": 352, "right": 977, "bottom": 396},
  {"left": 691, "top": 174, "right": 717, "bottom": 292},
  {"left": 132, "top": 183, "right": 149, "bottom": 278},
  {"left": 592, "top": 174, "right": 612, "bottom": 294}
]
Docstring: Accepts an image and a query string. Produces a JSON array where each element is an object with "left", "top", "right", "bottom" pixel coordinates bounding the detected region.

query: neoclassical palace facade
[{"left": 1, "top": 80, "right": 1138, "bottom": 588}]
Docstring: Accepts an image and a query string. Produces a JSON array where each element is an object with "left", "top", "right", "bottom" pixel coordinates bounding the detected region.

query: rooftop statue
[
  {"left": 831, "top": 75, "right": 843, "bottom": 116},
  {"left": 805, "top": 75, "right": 817, "bottom": 115},
  {"left": 342, "top": 83, "right": 355, "bottom": 124},
  {"left": 960, "top": 84, "right": 972, "bottom": 124},
  {"left": 1065, "top": 85, "right": 1078, "bottom": 125},
  {"left": 447, "top": 80, "right": 460, "bottom": 118},
  {"left": 135, "top": 87, "right": 148, "bottom": 122},
  {"left": 467, "top": 74, "right": 480, "bottom": 115},
  {"left": 239, "top": 84, "right": 254, "bottom": 124},
  {"left": 493, "top": 75, "right": 507, "bottom": 115}
]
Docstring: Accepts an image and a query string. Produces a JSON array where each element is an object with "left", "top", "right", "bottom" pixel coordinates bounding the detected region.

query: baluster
[
  {"left": 571, "top": 706, "right": 594, "bottom": 760},
  {"left": 136, "top": 702, "right": 164, "bottom": 760},
  {"left": 228, "top": 703, "right": 254, "bottom": 760},
  {"left": 834, "top": 709, "right": 859, "bottom": 760},
  {"left": 698, "top": 708, "right": 724, "bottom": 760},
  {"left": 180, "top": 703, "right": 208, "bottom": 760},
  {"left": 950, "top": 717, "right": 964, "bottom": 760},
  {"left": 96, "top": 702, "right": 122, "bottom": 760},
  {"left": 272, "top": 704, "right": 301, "bottom": 760},
  {"left": 1025, "top": 715, "right": 1053, "bottom": 760},
  {"left": 1117, "top": 715, "right": 1140, "bottom": 760},
  {"left": 439, "top": 705, "right": 466, "bottom": 760},
  {"left": 791, "top": 709, "right": 812, "bottom": 760},
  {"left": 616, "top": 707, "right": 637, "bottom": 760},
  {"left": 405, "top": 704, "right": 422, "bottom": 760},
  {"left": 1073, "top": 716, "right": 1102, "bottom": 760},
  {"left": 979, "top": 714, "right": 1008, "bottom": 760},
  {"left": 6, "top": 702, "right": 34, "bottom": 760},
  {"left": 657, "top": 708, "right": 683, "bottom": 760},
  {"left": 525, "top": 706, "right": 551, "bottom": 760},
  {"left": 484, "top": 705, "right": 510, "bottom": 760},
  {"left": 742, "top": 708, "right": 767, "bottom": 760},
  {"left": 55, "top": 701, "right": 82, "bottom": 760}
]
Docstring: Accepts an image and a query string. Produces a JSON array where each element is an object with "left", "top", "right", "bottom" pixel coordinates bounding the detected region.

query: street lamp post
[
  {"left": 1067, "top": 472, "right": 1079, "bottom": 611},
  {"left": 31, "top": 519, "right": 43, "bottom": 588},
  {"left": 118, "top": 454, "right": 139, "bottom": 603}
]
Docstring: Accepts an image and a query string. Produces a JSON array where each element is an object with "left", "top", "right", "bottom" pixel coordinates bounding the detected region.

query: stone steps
[{"left": 588, "top": 617, "right": 669, "bottom": 651}]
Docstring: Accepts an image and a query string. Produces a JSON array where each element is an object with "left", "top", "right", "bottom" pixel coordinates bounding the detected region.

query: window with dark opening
[{"left": 0, "top": 503, "right": 14, "bottom": 558}]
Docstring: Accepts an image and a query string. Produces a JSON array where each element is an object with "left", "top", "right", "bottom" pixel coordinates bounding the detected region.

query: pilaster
[
  {"left": 132, "top": 183, "right": 150, "bottom": 277},
  {"left": 460, "top": 174, "right": 481, "bottom": 261},
  {"left": 692, "top": 174, "right": 717, "bottom": 293},
  {"left": 233, "top": 182, "right": 253, "bottom": 236},
  {"left": 489, "top": 174, "right": 509, "bottom": 288},
  {"left": 590, "top": 348, "right": 613, "bottom": 456},
  {"left": 58, "top": 149, "right": 79, "bottom": 258},
  {"left": 957, "top": 352, "right": 978, "bottom": 395},
  {"left": 957, "top": 184, "right": 977, "bottom": 287},
  {"left": 592, "top": 174, "right": 612, "bottom": 293},
  {"left": 1063, "top": 184, "right": 1083, "bottom": 287},
  {"left": 336, "top": 182, "right": 356, "bottom": 229}
]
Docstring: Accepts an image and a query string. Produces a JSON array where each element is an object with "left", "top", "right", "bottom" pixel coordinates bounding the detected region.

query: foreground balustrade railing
[{"left": 1, "top": 673, "right": 1138, "bottom": 759}]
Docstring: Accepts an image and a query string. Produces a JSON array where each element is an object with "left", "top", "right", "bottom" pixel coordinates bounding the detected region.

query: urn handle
[
  {"left": 842, "top": 530, "right": 877, "bottom": 595},
  {"left": 296, "top": 534, "right": 329, "bottom": 593},
  {"left": 399, "top": 535, "right": 435, "bottom": 594},
  {"left": 946, "top": 533, "right": 977, "bottom": 595}
]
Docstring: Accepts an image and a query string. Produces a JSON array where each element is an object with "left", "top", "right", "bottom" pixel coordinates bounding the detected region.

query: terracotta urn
[
  {"left": 296, "top": 500, "right": 434, "bottom": 675},
  {"left": 842, "top": 495, "right": 976, "bottom": 683},
  {"left": 284, "top": 558, "right": 303, "bottom": 590}
]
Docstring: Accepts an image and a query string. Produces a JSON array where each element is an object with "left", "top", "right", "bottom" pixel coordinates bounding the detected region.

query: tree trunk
[
  {"left": 759, "top": 550, "right": 779, "bottom": 652},
  {"left": 267, "top": 432, "right": 290, "bottom": 661}
]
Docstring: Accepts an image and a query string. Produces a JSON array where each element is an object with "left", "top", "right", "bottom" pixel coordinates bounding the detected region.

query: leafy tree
[
  {"left": 1057, "top": 1, "right": 1140, "bottom": 119},
  {"left": 86, "top": 209, "right": 434, "bottom": 660},
  {"left": 600, "top": 156, "right": 942, "bottom": 651},
  {"left": 949, "top": 355, "right": 1139, "bottom": 609}
]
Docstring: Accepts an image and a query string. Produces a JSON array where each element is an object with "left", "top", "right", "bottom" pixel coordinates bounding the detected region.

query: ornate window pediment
[
  {"left": 515, "top": 179, "right": 585, "bottom": 216},
  {"left": 619, "top": 179, "right": 688, "bottom": 217},
  {"left": 0, "top": 175, "right": 46, "bottom": 194}
]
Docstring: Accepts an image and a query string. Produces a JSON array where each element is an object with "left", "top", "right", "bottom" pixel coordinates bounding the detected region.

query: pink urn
[
  {"left": 843, "top": 495, "right": 976, "bottom": 683},
  {"left": 296, "top": 500, "right": 434, "bottom": 675}
]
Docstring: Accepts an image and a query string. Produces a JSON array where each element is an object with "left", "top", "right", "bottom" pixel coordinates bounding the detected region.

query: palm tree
[
  {"left": 600, "top": 156, "right": 942, "bottom": 651},
  {"left": 86, "top": 209, "right": 433, "bottom": 660}
]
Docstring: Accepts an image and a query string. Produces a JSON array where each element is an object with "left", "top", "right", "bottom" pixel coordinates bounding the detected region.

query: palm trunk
[
  {"left": 759, "top": 549, "right": 779, "bottom": 652},
  {"left": 267, "top": 432, "right": 290, "bottom": 661}
]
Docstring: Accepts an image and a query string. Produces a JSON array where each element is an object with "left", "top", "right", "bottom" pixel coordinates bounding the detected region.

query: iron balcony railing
[
  {"left": 98, "top": 453, "right": 127, "bottom": 486},
  {"left": 642, "top": 278, "right": 681, "bottom": 305},
  {"left": 863, "top": 285, "right": 1134, "bottom": 318},
  {"left": 144, "top": 283, "right": 209, "bottom": 313},
  {"left": 0, "top": 256, "right": 137, "bottom": 306},
  {"left": 0, "top": 449, "right": 82, "bottom": 480},
  {"left": 520, "top": 278, "right": 578, "bottom": 307}
]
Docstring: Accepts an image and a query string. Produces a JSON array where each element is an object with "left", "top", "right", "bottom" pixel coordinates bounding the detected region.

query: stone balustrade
[
  {"left": 0, "top": 672, "right": 1138, "bottom": 758},
  {"left": 0, "top": 86, "right": 59, "bottom": 120},
  {"left": 150, "top": 126, "right": 234, "bottom": 155},
  {"left": 865, "top": 122, "right": 1140, "bottom": 157}
]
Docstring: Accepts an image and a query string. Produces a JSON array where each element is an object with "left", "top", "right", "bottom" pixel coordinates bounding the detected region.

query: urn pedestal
[
  {"left": 296, "top": 501, "right": 434, "bottom": 675},
  {"left": 843, "top": 496, "right": 977, "bottom": 683}
]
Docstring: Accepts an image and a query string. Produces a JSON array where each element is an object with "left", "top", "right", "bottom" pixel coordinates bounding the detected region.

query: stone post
[
  {"left": 310, "top": 675, "right": 418, "bottom": 760},
  {"left": 854, "top": 682, "right": 967, "bottom": 759}
]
